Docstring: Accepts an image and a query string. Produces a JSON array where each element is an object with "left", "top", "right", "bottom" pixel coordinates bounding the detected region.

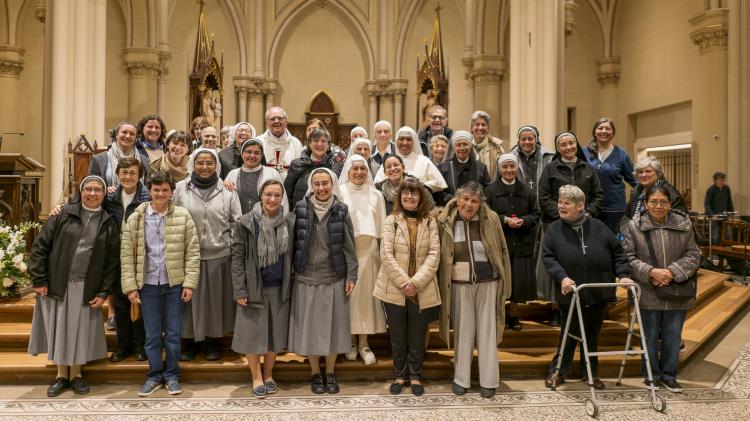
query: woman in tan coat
[{"left": 373, "top": 176, "right": 440, "bottom": 397}]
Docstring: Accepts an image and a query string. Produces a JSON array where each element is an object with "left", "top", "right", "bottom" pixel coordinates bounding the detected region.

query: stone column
[
  {"left": 0, "top": 45, "right": 25, "bottom": 142},
  {"left": 596, "top": 57, "right": 620, "bottom": 118},
  {"left": 509, "top": 0, "right": 564, "bottom": 150},
  {"left": 390, "top": 79, "right": 408, "bottom": 129},
  {"left": 367, "top": 82, "right": 378, "bottom": 131},
  {"left": 379, "top": 92, "right": 394, "bottom": 126},
  {"left": 233, "top": 75, "right": 251, "bottom": 123},
  {"left": 47, "top": 0, "right": 107, "bottom": 207},
  {"left": 123, "top": 48, "right": 167, "bottom": 120},
  {"left": 690, "top": 7, "right": 729, "bottom": 209},
  {"left": 470, "top": 55, "right": 506, "bottom": 139}
]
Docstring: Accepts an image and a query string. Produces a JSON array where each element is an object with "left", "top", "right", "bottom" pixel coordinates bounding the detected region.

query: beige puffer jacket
[
  {"left": 120, "top": 202, "right": 200, "bottom": 293},
  {"left": 372, "top": 213, "right": 441, "bottom": 309}
]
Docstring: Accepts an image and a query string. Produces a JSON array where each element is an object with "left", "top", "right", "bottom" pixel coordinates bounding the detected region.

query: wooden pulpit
[{"left": 0, "top": 153, "right": 45, "bottom": 226}]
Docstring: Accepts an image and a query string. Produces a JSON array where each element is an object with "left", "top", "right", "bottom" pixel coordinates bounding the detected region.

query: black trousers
[
  {"left": 383, "top": 300, "right": 435, "bottom": 381},
  {"left": 113, "top": 286, "right": 145, "bottom": 350},
  {"left": 548, "top": 301, "right": 607, "bottom": 378}
]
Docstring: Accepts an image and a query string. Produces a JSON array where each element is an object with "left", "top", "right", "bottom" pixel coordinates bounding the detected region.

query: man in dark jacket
[
  {"left": 417, "top": 105, "right": 453, "bottom": 157},
  {"left": 705, "top": 171, "right": 734, "bottom": 244},
  {"left": 542, "top": 185, "right": 632, "bottom": 391}
]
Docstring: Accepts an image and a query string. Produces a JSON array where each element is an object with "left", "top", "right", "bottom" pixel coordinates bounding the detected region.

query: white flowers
[
  {"left": 2, "top": 277, "right": 12, "bottom": 288},
  {"left": 0, "top": 220, "right": 38, "bottom": 297}
]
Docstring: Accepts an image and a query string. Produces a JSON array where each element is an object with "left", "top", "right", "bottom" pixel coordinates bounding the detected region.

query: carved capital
[
  {"left": 122, "top": 48, "right": 169, "bottom": 80},
  {"left": 469, "top": 55, "right": 507, "bottom": 84},
  {"left": 564, "top": 0, "right": 579, "bottom": 39},
  {"left": 34, "top": 0, "right": 46, "bottom": 24},
  {"left": 0, "top": 45, "right": 25, "bottom": 78},
  {"left": 596, "top": 56, "right": 621, "bottom": 88},
  {"left": 689, "top": 9, "right": 728, "bottom": 54}
]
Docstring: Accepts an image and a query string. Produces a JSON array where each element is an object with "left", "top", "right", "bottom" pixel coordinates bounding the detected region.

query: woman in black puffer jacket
[{"left": 284, "top": 127, "right": 343, "bottom": 208}]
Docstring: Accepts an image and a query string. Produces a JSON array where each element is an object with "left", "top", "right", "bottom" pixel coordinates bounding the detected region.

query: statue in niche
[
  {"left": 213, "top": 93, "right": 222, "bottom": 128},
  {"left": 201, "top": 89, "right": 216, "bottom": 128}
]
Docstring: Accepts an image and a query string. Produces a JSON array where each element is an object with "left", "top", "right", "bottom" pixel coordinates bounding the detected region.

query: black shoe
[
  {"left": 110, "top": 348, "right": 130, "bottom": 363},
  {"left": 325, "top": 373, "right": 340, "bottom": 394},
  {"left": 644, "top": 379, "right": 659, "bottom": 390},
  {"left": 411, "top": 382, "right": 425, "bottom": 396},
  {"left": 545, "top": 373, "right": 566, "bottom": 388},
  {"left": 550, "top": 310, "right": 561, "bottom": 328},
  {"left": 180, "top": 340, "right": 196, "bottom": 361},
  {"left": 507, "top": 317, "right": 522, "bottom": 331},
  {"left": 47, "top": 377, "right": 70, "bottom": 397},
  {"left": 589, "top": 377, "right": 605, "bottom": 390},
  {"left": 452, "top": 382, "right": 467, "bottom": 395},
  {"left": 133, "top": 346, "right": 147, "bottom": 362},
  {"left": 661, "top": 379, "right": 682, "bottom": 393},
  {"left": 310, "top": 374, "right": 325, "bottom": 394},
  {"left": 480, "top": 387, "right": 495, "bottom": 398},
  {"left": 204, "top": 339, "right": 221, "bottom": 361},
  {"left": 389, "top": 379, "right": 409, "bottom": 395},
  {"left": 70, "top": 377, "right": 90, "bottom": 395}
]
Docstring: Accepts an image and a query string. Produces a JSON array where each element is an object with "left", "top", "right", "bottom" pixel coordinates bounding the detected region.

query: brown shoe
[{"left": 545, "top": 373, "right": 566, "bottom": 388}]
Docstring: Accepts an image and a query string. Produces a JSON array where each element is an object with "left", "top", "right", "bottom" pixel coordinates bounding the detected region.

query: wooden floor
[{"left": 1, "top": 269, "right": 748, "bottom": 384}]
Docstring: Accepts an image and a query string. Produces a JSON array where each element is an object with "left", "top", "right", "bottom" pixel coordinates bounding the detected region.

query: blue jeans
[
  {"left": 141, "top": 283, "right": 183, "bottom": 382},
  {"left": 640, "top": 309, "right": 687, "bottom": 382}
]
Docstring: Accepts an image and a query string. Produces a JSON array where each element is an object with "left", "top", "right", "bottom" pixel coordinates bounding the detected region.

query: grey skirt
[
  {"left": 288, "top": 279, "right": 351, "bottom": 356},
  {"left": 28, "top": 281, "right": 108, "bottom": 366},
  {"left": 183, "top": 256, "right": 236, "bottom": 341},
  {"left": 231, "top": 287, "right": 289, "bottom": 355}
]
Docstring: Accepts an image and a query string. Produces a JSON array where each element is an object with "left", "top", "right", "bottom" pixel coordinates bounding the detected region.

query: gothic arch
[
  {"left": 394, "top": 0, "right": 464, "bottom": 78},
  {"left": 268, "top": 0, "right": 375, "bottom": 80},
  {"left": 584, "top": 0, "right": 619, "bottom": 57}
]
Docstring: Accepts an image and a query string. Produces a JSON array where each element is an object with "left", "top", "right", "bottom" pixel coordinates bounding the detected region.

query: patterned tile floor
[{"left": 3, "top": 307, "right": 749, "bottom": 420}]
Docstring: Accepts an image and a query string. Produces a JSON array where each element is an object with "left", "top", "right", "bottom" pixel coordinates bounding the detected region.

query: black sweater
[{"left": 542, "top": 216, "right": 630, "bottom": 307}]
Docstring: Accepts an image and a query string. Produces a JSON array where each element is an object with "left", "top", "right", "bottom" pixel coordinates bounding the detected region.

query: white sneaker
[
  {"left": 359, "top": 347, "right": 376, "bottom": 365},
  {"left": 344, "top": 345, "right": 358, "bottom": 361}
]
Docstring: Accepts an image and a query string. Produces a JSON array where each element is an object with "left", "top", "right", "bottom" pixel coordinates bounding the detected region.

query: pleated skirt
[
  {"left": 349, "top": 236, "right": 387, "bottom": 335},
  {"left": 231, "top": 287, "right": 289, "bottom": 355},
  {"left": 28, "top": 281, "right": 108, "bottom": 365},
  {"left": 288, "top": 278, "right": 351, "bottom": 356},
  {"left": 182, "top": 256, "right": 236, "bottom": 341}
]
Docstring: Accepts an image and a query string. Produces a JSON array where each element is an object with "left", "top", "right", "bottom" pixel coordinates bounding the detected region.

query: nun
[
  {"left": 484, "top": 154, "right": 541, "bottom": 330},
  {"left": 28, "top": 175, "right": 119, "bottom": 397},
  {"left": 349, "top": 137, "right": 380, "bottom": 176},
  {"left": 339, "top": 155, "right": 388, "bottom": 365},
  {"left": 373, "top": 126, "right": 447, "bottom": 194},
  {"left": 288, "top": 167, "right": 358, "bottom": 395},
  {"left": 224, "top": 138, "right": 283, "bottom": 214},
  {"left": 172, "top": 148, "right": 242, "bottom": 361},
  {"left": 231, "top": 179, "right": 295, "bottom": 398}
]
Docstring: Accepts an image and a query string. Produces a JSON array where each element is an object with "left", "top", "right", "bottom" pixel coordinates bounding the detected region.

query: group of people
[{"left": 26, "top": 105, "right": 700, "bottom": 400}]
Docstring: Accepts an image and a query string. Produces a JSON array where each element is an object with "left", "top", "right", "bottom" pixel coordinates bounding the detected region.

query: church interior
[{"left": 1, "top": 0, "right": 750, "bottom": 419}]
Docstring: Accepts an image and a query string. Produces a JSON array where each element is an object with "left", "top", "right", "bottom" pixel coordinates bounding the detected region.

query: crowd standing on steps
[{"left": 29, "top": 110, "right": 703, "bottom": 400}]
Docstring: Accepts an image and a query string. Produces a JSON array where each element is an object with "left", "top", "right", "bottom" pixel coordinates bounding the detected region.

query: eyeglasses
[
  {"left": 83, "top": 187, "right": 104, "bottom": 194},
  {"left": 647, "top": 200, "right": 670, "bottom": 208},
  {"left": 402, "top": 190, "right": 419, "bottom": 198},
  {"left": 430, "top": 115, "right": 445, "bottom": 121},
  {"left": 267, "top": 116, "right": 286, "bottom": 122}
]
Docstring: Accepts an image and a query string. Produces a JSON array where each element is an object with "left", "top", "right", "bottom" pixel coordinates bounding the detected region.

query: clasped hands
[
  {"left": 505, "top": 216, "right": 525, "bottom": 229},
  {"left": 649, "top": 268, "right": 674, "bottom": 287},
  {"left": 400, "top": 280, "right": 417, "bottom": 297}
]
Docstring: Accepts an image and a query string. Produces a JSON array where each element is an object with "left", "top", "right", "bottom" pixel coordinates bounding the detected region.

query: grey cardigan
[
  {"left": 172, "top": 179, "right": 242, "bottom": 260},
  {"left": 622, "top": 210, "right": 701, "bottom": 310},
  {"left": 230, "top": 212, "right": 295, "bottom": 307}
]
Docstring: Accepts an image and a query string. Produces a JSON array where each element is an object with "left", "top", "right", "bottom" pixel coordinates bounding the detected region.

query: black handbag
[{"left": 644, "top": 230, "right": 697, "bottom": 301}]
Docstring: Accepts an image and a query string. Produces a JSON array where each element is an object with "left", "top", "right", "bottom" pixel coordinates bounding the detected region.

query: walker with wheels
[{"left": 549, "top": 283, "right": 666, "bottom": 418}]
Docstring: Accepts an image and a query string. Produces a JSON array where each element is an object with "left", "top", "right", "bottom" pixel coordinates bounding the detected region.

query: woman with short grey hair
[
  {"left": 543, "top": 184, "right": 632, "bottom": 390},
  {"left": 623, "top": 157, "right": 686, "bottom": 224}
]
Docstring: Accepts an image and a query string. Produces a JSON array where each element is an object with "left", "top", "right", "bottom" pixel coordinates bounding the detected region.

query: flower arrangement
[{"left": 0, "top": 220, "right": 39, "bottom": 298}]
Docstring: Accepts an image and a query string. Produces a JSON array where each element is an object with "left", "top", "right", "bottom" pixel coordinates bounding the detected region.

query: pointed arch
[{"left": 268, "top": 0, "right": 375, "bottom": 80}]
